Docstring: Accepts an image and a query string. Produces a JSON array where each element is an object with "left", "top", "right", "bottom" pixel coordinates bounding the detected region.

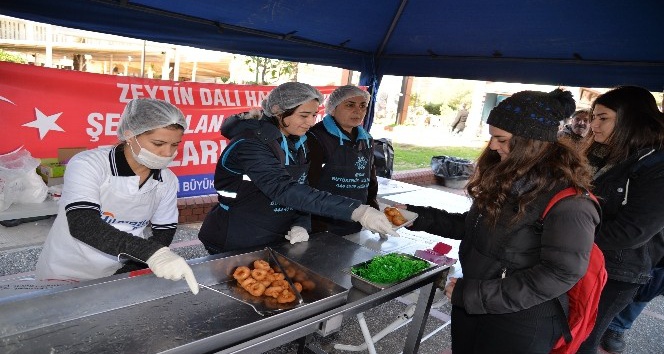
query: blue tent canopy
[{"left": 2, "top": 0, "right": 663, "bottom": 128}]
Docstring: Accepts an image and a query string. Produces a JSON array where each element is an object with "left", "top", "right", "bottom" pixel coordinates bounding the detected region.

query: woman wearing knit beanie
[{"left": 403, "top": 89, "right": 600, "bottom": 353}]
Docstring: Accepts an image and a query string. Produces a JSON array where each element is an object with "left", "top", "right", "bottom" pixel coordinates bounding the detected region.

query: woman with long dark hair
[
  {"left": 403, "top": 89, "right": 600, "bottom": 353},
  {"left": 578, "top": 86, "right": 664, "bottom": 353}
]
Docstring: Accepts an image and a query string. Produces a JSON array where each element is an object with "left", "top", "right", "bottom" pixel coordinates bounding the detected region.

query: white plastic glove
[
  {"left": 285, "top": 226, "right": 310, "bottom": 244},
  {"left": 146, "top": 247, "right": 199, "bottom": 295},
  {"left": 351, "top": 205, "right": 400, "bottom": 238}
]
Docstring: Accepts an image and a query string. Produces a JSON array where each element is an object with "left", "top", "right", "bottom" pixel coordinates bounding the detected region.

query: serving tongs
[{"left": 118, "top": 248, "right": 303, "bottom": 316}]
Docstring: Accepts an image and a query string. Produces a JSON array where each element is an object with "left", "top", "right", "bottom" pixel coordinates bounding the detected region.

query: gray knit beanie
[{"left": 487, "top": 89, "right": 575, "bottom": 142}]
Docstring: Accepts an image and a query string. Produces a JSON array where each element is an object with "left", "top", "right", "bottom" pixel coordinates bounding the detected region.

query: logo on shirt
[
  {"left": 355, "top": 156, "right": 368, "bottom": 171},
  {"left": 297, "top": 171, "right": 308, "bottom": 184},
  {"left": 101, "top": 211, "right": 150, "bottom": 231}
]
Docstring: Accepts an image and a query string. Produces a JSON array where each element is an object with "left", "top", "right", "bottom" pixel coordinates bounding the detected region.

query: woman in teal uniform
[
  {"left": 198, "top": 82, "right": 397, "bottom": 254},
  {"left": 307, "top": 85, "right": 379, "bottom": 236}
]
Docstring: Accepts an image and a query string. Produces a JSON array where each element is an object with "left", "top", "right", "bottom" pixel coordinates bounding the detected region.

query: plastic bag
[
  {"left": 430, "top": 155, "right": 475, "bottom": 178},
  {"left": 0, "top": 148, "right": 48, "bottom": 212},
  {"left": 373, "top": 138, "right": 394, "bottom": 178}
]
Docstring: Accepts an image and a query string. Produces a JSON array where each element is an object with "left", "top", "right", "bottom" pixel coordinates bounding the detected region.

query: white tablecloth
[{"left": 381, "top": 187, "right": 472, "bottom": 214}]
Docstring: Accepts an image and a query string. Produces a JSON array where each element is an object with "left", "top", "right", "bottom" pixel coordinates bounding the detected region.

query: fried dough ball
[
  {"left": 246, "top": 282, "right": 266, "bottom": 297},
  {"left": 278, "top": 289, "right": 296, "bottom": 303},
  {"left": 293, "top": 270, "right": 308, "bottom": 282},
  {"left": 384, "top": 207, "right": 407, "bottom": 226},
  {"left": 233, "top": 266, "right": 251, "bottom": 281},
  {"left": 392, "top": 214, "right": 408, "bottom": 226},
  {"left": 264, "top": 286, "right": 285, "bottom": 298},
  {"left": 253, "top": 259, "right": 271, "bottom": 270},
  {"left": 384, "top": 207, "right": 400, "bottom": 217},
  {"left": 285, "top": 267, "right": 296, "bottom": 278},
  {"left": 235, "top": 258, "right": 313, "bottom": 301},
  {"left": 241, "top": 277, "right": 257, "bottom": 290},
  {"left": 301, "top": 280, "right": 316, "bottom": 291},
  {"left": 271, "top": 279, "right": 289, "bottom": 289},
  {"left": 251, "top": 268, "right": 268, "bottom": 281}
]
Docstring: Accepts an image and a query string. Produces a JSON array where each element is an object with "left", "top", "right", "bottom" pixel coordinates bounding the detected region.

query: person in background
[
  {"left": 577, "top": 86, "right": 664, "bottom": 353},
  {"left": 36, "top": 98, "right": 199, "bottom": 294},
  {"left": 307, "top": 85, "right": 379, "bottom": 236},
  {"left": 450, "top": 103, "right": 469, "bottom": 134},
  {"left": 198, "top": 82, "right": 398, "bottom": 254},
  {"left": 403, "top": 89, "right": 600, "bottom": 353},
  {"left": 558, "top": 108, "right": 591, "bottom": 144}
]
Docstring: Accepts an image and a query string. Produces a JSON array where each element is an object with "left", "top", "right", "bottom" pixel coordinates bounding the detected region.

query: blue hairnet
[
  {"left": 261, "top": 82, "right": 324, "bottom": 117},
  {"left": 325, "top": 85, "right": 370, "bottom": 115},
  {"left": 117, "top": 98, "right": 187, "bottom": 141}
]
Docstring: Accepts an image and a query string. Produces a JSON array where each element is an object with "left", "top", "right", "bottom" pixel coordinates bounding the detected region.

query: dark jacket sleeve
[
  {"left": 406, "top": 204, "right": 467, "bottom": 240},
  {"left": 306, "top": 134, "right": 325, "bottom": 189},
  {"left": 454, "top": 197, "right": 600, "bottom": 314},
  {"left": 66, "top": 209, "right": 165, "bottom": 262},
  {"left": 226, "top": 139, "right": 362, "bottom": 221},
  {"left": 595, "top": 165, "right": 664, "bottom": 251},
  {"left": 114, "top": 228, "right": 176, "bottom": 274},
  {"left": 292, "top": 211, "right": 312, "bottom": 231},
  {"left": 148, "top": 227, "right": 177, "bottom": 248}
]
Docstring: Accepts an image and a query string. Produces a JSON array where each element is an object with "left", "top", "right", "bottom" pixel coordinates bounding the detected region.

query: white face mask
[{"left": 128, "top": 138, "right": 177, "bottom": 170}]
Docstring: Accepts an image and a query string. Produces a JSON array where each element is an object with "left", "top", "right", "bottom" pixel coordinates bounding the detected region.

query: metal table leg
[
  {"left": 403, "top": 282, "right": 437, "bottom": 353},
  {"left": 356, "top": 312, "right": 378, "bottom": 354}
]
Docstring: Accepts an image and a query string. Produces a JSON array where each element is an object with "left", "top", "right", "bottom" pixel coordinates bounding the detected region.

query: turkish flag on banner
[{"left": 0, "top": 62, "right": 339, "bottom": 197}]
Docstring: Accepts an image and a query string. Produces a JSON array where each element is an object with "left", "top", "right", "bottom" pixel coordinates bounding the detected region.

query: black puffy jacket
[
  {"left": 215, "top": 113, "right": 361, "bottom": 222},
  {"left": 592, "top": 148, "right": 664, "bottom": 284},
  {"left": 408, "top": 185, "right": 599, "bottom": 315}
]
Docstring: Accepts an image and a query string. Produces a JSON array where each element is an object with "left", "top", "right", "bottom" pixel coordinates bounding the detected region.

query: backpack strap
[
  {"left": 539, "top": 187, "right": 600, "bottom": 344},
  {"left": 541, "top": 187, "right": 599, "bottom": 219}
]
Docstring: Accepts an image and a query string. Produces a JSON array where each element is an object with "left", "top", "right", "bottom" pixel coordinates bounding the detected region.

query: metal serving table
[
  {"left": 377, "top": 176, "right": 424, "bottom": 197},
  {"left": 381, "top": 187, "right": 472, "bottom": 214},
  {"left": 0, "top": 232, "right": 447, "bottom": 354}
]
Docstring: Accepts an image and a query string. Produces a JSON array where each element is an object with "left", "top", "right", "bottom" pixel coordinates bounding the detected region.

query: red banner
[{"left": 0, "top": 62, "right": 339, "bottom": 197}]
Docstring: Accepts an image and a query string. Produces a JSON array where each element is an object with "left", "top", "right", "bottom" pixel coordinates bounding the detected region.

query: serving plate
[{"left": 378, "top": 202, "right": 418, "bottom": 230}]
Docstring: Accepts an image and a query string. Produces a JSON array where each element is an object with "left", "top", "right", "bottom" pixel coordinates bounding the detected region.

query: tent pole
[{"left": 140, "top": 40, "right": 146, "bottom": 78}]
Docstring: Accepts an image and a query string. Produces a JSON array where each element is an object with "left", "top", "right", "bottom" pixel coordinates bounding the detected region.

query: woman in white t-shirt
[{"left": 36, "top": 98, "right": 199, "bottom": 294}]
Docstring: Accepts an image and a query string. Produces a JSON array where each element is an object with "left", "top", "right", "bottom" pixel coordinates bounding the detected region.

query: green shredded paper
[{"left": 351, "top": 253, "right": 430, "bottom": 284}]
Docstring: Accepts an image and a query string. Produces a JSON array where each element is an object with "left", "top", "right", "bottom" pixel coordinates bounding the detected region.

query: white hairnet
[
  {"left": 117, "top": 98, "right": 187, "bottom": 141},
  {"left": 325, "top": 85, "right": 370, "bottom": 115},
  {"left": 261, "top": 82, "right": 324, "bottom": 117}
]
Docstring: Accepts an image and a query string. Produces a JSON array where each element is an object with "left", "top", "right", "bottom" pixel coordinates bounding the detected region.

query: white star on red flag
[{"left": 22, "top": 108, "right": 65, "bottom": 139}]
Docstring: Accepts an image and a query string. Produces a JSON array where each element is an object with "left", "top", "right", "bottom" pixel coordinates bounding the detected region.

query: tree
[
  {"left": 0, "top": 50, "right": 26, "bottom": 64},
  {"left": 244, "top": 56, "right": 296, "bottom": 84}
]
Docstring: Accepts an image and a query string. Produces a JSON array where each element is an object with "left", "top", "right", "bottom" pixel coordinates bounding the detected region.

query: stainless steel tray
[
  {"left": 213, "top": 248, "right": 304, "bottom": 315},
  {"left": 0, "top": 246, "right": 349, "bottom": 353},
  {"left": 349, "top": 253, "right": 437, "bottom": 294}
]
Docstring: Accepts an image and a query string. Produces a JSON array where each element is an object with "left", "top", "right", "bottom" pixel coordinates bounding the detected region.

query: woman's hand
[{"left": 445, "top": 277, "right": 457, "bottom": 300}]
